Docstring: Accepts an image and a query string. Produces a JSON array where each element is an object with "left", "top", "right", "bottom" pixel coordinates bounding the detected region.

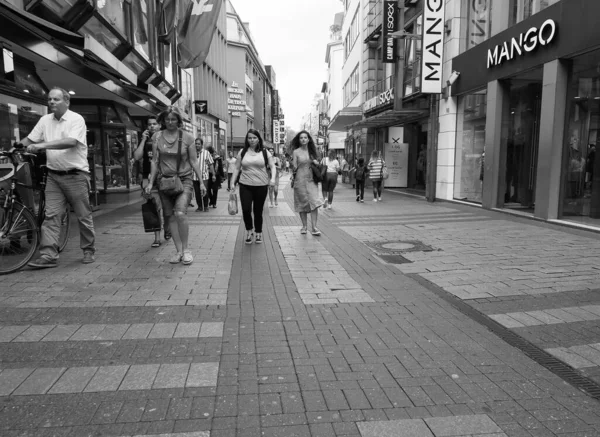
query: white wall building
[{"left": 325, "top": 13, "right": 346, "bottom": 151}]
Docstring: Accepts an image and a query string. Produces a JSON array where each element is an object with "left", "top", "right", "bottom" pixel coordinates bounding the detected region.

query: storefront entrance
[
  {"left": 404, "top": 120, "right": 428, "bottom": 193},
  {"left": 501, "top": 69, "right": 543, "bottom": 212}
]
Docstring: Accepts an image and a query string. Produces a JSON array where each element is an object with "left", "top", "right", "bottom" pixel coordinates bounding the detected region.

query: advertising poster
[{"left": 384, "top": 141, "right": 408, "bottom": 188}]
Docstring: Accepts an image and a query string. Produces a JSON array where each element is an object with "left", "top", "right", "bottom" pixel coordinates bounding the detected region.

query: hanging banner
[
  {"left": 421, "top": 0, "right": 445, "bottom": 93},
  {"left": 382, "top": 1, "right": 397, "bottom": 64}
]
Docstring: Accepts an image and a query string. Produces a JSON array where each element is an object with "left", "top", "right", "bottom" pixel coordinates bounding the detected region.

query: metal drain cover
[{"left": 366, "top": 240, "right": 436, "bottom": 254}]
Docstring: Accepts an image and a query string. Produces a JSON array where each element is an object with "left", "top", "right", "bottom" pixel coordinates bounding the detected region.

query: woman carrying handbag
[
  {"left": 146, "top": 106, "right": 206, "bottom": 265},
  {"left": 367, "top": 150, "right": 386, "bottom": 202},
  {"left": 291, "top": 130, "right": 324, "bottom": 235}
]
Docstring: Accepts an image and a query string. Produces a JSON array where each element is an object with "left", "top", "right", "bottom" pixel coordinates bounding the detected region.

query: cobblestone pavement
[{"left": 1, "top": 177, "right": 600, "bottom": 436}]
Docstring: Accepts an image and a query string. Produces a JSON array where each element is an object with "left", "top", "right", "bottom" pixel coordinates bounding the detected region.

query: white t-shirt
[
  {"left": 323, "top": 157, "right": 340, "bottom": 173},
  {"left": 27, "top": 109, "right": 88, "bottom": 172},
  {"left": 226, "top": 157, "right": 237, "bottom": 174},
  {"left": 239, "top": 149, "right": 272, "bottom": 186}
]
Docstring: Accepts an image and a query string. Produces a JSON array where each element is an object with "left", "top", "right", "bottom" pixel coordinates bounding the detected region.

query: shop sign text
[
  {"left": 364, "top": 88, "right": 394, "bottom": 112},
  {"left": 421, "top": 0, "right": 446, "bottom": 94},
  {"left": 382, "top": 1, "right": 397, "bottom": 64},
  {"left": 228, "top": 81, "right": 246, "bottom": 117},
  {"left": 487, "top": 19, "right": 557, "bottom": 68}
]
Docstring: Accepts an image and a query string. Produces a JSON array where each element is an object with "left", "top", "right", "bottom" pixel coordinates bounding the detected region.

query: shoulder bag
[
  {"left": 158, "top": 130, "right": 184, "bottom": 196},
  {"left": 380, "top": 160, "right": 389, "bottom": 180},
  {"left": 310, "top": 154, "right": 323, "bottom": 184},
  {"left": 320, "top": 157, "right": 328, "bottom": 180}
]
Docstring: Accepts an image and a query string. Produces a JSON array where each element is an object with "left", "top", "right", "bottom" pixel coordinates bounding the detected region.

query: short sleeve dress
[{"left": 293, "top": 148, "right": 324, "bottom": 212}]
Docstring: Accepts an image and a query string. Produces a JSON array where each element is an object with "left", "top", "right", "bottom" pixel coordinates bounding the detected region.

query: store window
[
  {"left": 454, "top": 90, "right": 487, "bottom": 203},
  {"left": 132, "top": 0, "right": 150, "bottom": 60},
  {"left": 465, "top": 0, "right": 493, "bottom": 51},
  {"left": 404, "top": 15, "right": 422, "bottom": 96},
  {"left": 510, "top": 0, "right": 560, "bottom": 25},
  {"left": 97, "top": 0, "right": 132, "bottom": 40},
  {"left": 0, "top": 95, "right": 46, "bottom": 149},
  {"left": 80, "top": 16, "right": 121, "bottom": 53},
  {"left": 561, "top": 50, "right": 600, "bottom": 226}
]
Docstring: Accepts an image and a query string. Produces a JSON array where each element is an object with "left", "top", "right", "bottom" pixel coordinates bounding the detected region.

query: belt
[{"left": 48, "top": 168, "right": 82, "bottom": 176}]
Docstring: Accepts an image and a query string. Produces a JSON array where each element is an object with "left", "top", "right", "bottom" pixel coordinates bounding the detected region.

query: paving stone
[
  {"left": 41, "top": 324, "right": 81, "bottom": 341},
  {"left": 119, "top": 364, "right": 160, "bottom": 390},
  {"left": 0, "top": 368, "right": 35, "bottom": 395},
  {"left": 84, "top": 365, "right": 129, "bottom": 392},
  {"left": 200, "top": 322, "right": 224, "bottom": 337},
  {"left": 122, "top": 323, "right": 154, "bottom": 340},
  {"left": 153, "top": 363, "right": 191, "bottom": 389},
  {"left": 13, "top": 367, "right": 66, "bottom": 395},
  {"left": 357, "top": 418, "right": 434, "bottom": 437},
  {"left": 424, "top": 414, "right": 503, "bottom": 435},
  {"left": 48, "top": 366, "right": 98, "bottom": 393},
  {"left": 147, "top": 323, "right": 178, "bottom": 339},
  {"left": 12, "top": 325, "right": 55, "bottom": 342},
  {"left": 174, "top": 322, "right": 203, "bottom": 338},
  {"left": 186, "top": 362, "right": 219, "bottom": 387}
]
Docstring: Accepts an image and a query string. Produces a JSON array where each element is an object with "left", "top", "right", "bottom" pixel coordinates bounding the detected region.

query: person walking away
[
  {"left": 134, "top": 116, "right": 167, "bottom": 247},
  {"left": 230, "top": 129, "right": 276, "bottom": 244},
  {"left": 207, "top": 146, "right": 224, "bottom": 208},
  {"left": 354, "top": 157, "right": 368, "bottom": 202},
  {"left": 340, "top": 155, "right": 349, "bottom": 183},
  {"left": 268, "top": 152, "right": 282, "bottom": 207},
  {"left": 226, "top": 150, "right": 236, "bottom": 191},
  {"left": 368, "top": 150, "right": 386, "bottom": 202},
  {"left": 193, "top": 138, "right": 215, "bottom": 212},
  {"left": 22, "top": 87, "right": 95, "bottom": 268},
  {"left": 291, "top": 131, "right": 324, "bottom": 235},
  {"left": 146, "top": 106, "right": 205, "bottom": 265},
  {"left": 321, "top": 149, "right": 340, "bottom": 210}
]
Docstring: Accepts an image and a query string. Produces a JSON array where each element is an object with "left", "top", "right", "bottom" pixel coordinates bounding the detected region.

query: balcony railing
[
  {"left": 364, "top": 0, "right": 382, "bottom": 42},
  {"left": 364, "top": 75, "right": 394, "bottom": 102}
]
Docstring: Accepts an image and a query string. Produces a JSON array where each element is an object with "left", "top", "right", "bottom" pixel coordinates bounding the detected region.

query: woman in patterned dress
[{"left": 291, "top": 131, "right": 324, "bottom": 235}]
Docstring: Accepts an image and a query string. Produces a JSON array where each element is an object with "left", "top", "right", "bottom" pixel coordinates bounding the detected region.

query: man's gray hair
[{"left": 50, "top": 87, "right": 71, "bottom": 103}]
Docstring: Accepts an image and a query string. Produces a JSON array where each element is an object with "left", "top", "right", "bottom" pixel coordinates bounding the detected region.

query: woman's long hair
[
  {"left": 243, "top": 129, "right": 264, "bottom": 154},
  {"left": 291, "top": 130, "right": 317, "bottom": 158},
  {"left": 370, "top": 149, "right": 380, "bottom": 160},
  {"left": 157, "top": 106, "right": 183, "bottom": 129},
  {"left": 327, "top": 149, "right": 336, "bottom": 161}
]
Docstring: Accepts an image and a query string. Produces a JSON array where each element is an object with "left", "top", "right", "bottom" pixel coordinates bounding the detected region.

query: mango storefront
[{"left": 451, "top": 0, "right": 600, "bottom": 229}]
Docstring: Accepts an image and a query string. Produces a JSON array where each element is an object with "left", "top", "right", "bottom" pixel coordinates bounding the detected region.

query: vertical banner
[
  {"left": 273, "top": 120, "right": 280, "bottom": 144},
  {"left": 382, "top": 1, "right": 397, "bottom": 64},
  {"left": 421, "top": 0, "right": 445, "bottom": 93},
  {"left": 384, "top": 127, "right": 408, "bottom": 188}
]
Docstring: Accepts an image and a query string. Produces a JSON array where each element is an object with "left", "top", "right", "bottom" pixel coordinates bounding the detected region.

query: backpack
[
  {"left": 355, "top": 165, "right": 365, "bottom": 181},
  {"left": 236, "top": 148, "right": 270, "bottom": 184}
]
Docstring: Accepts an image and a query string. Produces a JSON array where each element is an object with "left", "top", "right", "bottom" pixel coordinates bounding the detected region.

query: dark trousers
[
  {"left": 193, "top": 179, "right": 210, "bottom": 210},
  {"left": 227, "top": 173, "right": 233, "bottom": 190},
  {"left": 355, "top": 179, "right": 365, "bottom": 200},
  {"left": 372, "top": 180, "right": 382, "bottom": 198},
  {"left": 239, "top": 183, "right": 269, "bottom": 233},
  {"left": 209, "top": 179, "right": 220, "bottom": 206}
]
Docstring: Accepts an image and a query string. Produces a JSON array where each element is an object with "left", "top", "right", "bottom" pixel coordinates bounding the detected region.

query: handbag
[
  {"left": 228, "top": 191, "right": 238, "bottom": 215},
  {"left": 142, "top": 199, "right": 161, "bottom": 232},
  {"left": 310, "top": 155, "right": 323, "bottom": 184},
  {"left": 320, "top": 158, "right": 328, "bottom": 180},
  {"left": 380, "top": 160, "right": 389, "bottom": 180},
  {"left": 158, "top": 131, "right": 184, "bottom": 196}
]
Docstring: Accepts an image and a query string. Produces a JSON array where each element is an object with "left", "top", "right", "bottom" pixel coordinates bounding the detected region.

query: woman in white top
[
  {"left": 230, "top": 129, "right": 277, "bottom": 244},
  {"left": 321, "top": 149, "right": 340, "bottom": 210}
]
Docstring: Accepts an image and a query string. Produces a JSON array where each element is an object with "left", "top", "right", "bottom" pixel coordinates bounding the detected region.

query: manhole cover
[
  {"left": 378, "top": 254, "right": 412, "bottom": 264},
  {"left": 381, "top": 242, "right": 415, "bottom": 250}
]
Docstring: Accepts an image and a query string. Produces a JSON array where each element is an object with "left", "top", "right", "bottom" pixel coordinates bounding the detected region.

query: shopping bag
[
  {"left": 228, "top": 192, "right": 238, "bottom": 215},
  {"left": 142, "top": 199, "right": 161, "bottom": 232},
  {"left": 382, "top": 166, "right": 390, "bottom": 180}
]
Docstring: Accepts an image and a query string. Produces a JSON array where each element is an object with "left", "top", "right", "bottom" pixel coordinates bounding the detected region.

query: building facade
[
  {"left": 192, "top": 3, "right": 228, "bottom": 156},
  {"left": 226, "top": 1, "right": 276, "bottom": 152},
  {"left": 446, "top": 0, "right": 600, "bottom": 230},
  {"left": 0, "top": 0, "right": 194, "bottom": 205},
  {"left": 325, "top": 13, "right": 346, "bottom": 153}
]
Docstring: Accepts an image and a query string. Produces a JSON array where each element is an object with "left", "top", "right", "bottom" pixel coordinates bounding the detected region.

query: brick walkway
[{"left": 0, "top": 177, "right": 599, "bottom": 436}]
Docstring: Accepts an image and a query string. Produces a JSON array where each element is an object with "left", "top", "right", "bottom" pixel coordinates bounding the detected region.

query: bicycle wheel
[
  {"left": 57, "top": 208, "right": 70, "bottom": 253},
  {"left": 0, "top": 202, "right": 39, "bottom": 275}
]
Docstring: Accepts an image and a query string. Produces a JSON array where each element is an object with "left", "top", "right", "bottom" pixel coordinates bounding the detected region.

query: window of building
[
  {"left": 80, "top": 15, "right": 121, "bottom": 53},
  {"left": 454, "top": 90, "right": 487, "bottom": 203},
  {"left": 343, "top": 9, "right": 359, "bottom": 60},
  {"left": 343, "top": 64, "right": 359, "bottom": 106},
  {"left": 510, "top": 0, "right": 560, "bottom": 25},
  {"left": 132, "top": 0, "right": 150, "bottom": 60},
  {"left": 0, "top": 95, "right": 46, "bottom": 147},
  {"left": 96, "top": 0, "right": 132, "bottom": 41},
  {"left": 560, "top": 49, "right": 600, "bottom": 227},
  {"left": 465, "top": 0, "right": 493, "bottom": 51},
  {"left": 404, "top": 15, "right": 422, "bottom": 97}
]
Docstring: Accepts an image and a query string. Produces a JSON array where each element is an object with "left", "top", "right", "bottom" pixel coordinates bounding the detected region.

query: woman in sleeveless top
[
  {"left": 146, "top": 106, "right": 206, "bottom": 265},
  {"left": 291, "top": 130, "right": 324, "bottom": 235}
]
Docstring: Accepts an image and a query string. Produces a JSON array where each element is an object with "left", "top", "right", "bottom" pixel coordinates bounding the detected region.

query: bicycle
[{"left": 0, "top": 146, "right": 70, "bottom": 275}]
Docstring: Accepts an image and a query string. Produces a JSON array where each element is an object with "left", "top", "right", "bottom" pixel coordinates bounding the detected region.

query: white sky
[{"left": 231, "top": 0, "right": 343, "bottom": 130}]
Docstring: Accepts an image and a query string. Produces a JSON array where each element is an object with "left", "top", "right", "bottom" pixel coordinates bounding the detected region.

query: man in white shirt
[
  {"left": 193, "top": 138, "right": 215, "bottom": 211},
  {"left": 20, "top": 87, "right": 95, "bottom": 268}
]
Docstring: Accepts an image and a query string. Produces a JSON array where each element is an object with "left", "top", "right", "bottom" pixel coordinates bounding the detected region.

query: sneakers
[
  {"left": 360, "top": 199, "right": 364, "bottom": 203},
  {"left": 373, "top": 199, "right": 378, "bottom": 202},
  {"left": 269, "top": 203, "right": 274, "bottom": 208},
  {"left": 182, "top": 250, "right": 193, "bottom": 265},
  {"left": 327, "top": 204, "right": 332, "bottom": 210},
  {"left": 300, "top": 227, "right": 307, "bottom": 234},
  {"left": 323, "top": 200, "right": 328, "bottom": 208},
  {"left": 356, "top": 195, "right": 360, "bottom": 202},
  {"left": 164, "top": 229, "right": 172, "bottom": 240},
  {"left": 255, "top": 233, "right": 263, "bottom": 244},
  {"left": 311, "top": 228, "right": 321, "bottom": 236},
  {"left": 245, "top": 231, "right": 254, "bottom": 244},
  {"left": 28, "top": 257, "right": 57, "bottom": 269},
  {"left": 82, "top": 251, "right": 95, "bottom": 264},
  {"left": 378, "top": 197, "right": 382, "bottom": 202},
  {"left": 169, "top": 252, "right": 182, "bottom": 264},
  {"left": 274, "top": 201, "right": 278, "bottom": 206}
]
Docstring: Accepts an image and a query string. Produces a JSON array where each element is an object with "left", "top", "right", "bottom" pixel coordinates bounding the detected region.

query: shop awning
[
  {"left": 329, "top": 106, "right": 363, "bottom": 131},
  {"left": 347, "top": 108, "right": 428, "bottom": 129},
  {"left": 0, "top": 1, "right": 84, "bottom": 48}
]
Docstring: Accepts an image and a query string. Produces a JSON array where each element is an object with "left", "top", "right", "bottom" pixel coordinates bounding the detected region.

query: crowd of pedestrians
[{"left": 16, "top": 87, "right": 389, "bottom": 269}]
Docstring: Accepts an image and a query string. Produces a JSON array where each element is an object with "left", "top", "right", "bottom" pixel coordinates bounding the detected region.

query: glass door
[{"left": 501, "top": 68, "right": 543, "bottom": 212}]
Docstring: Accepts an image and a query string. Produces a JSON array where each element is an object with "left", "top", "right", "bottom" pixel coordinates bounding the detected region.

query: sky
[{"left": 231, "top": 0, "right": 344, "bottom": 131}]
